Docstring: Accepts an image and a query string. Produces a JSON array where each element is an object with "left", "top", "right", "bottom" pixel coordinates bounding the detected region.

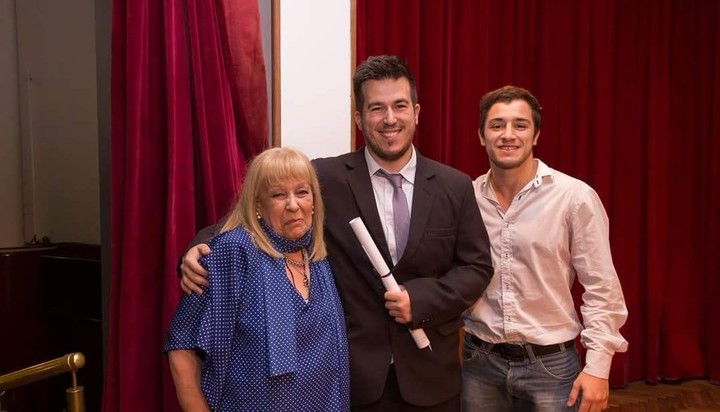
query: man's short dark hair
[{"left": 353, "top": 55, "right": 417, "bottom": 111}]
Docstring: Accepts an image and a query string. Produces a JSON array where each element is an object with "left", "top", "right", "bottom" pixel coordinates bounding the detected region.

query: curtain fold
[
  {"left": 357, "top": 0, "right": 720, "bottom": 386},
  {"left": 106, "top": 0, "right": 267, "bottom": 410}
]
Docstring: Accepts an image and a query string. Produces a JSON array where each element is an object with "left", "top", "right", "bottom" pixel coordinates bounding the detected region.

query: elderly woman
[{"left": 163, "top": 147, "right": 349, "bottom": 411}]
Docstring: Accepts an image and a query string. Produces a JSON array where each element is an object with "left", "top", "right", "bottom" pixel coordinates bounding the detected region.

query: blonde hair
[{"left": 220, "top": 147, "right": 327, "bottom": 261}]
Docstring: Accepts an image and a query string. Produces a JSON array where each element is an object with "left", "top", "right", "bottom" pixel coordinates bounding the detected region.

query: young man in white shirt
[{"left": 462, "top": 85, "right": 628, "bottom": 412}]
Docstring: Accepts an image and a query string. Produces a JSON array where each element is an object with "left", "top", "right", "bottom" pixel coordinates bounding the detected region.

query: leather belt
[{"left": 468, "top": 334, "right": 575, "bottom": 361}]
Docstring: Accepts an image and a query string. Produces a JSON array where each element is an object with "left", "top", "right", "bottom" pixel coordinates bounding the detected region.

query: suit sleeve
[
  {"left": 191, "top": 224, "right": 220, "bottom": 247},
  {"left": 404, "top": 177, "right": 494, "bottom": 330},
  {"left": 176, "top": 223, "right": 222, "bottom": 277}
]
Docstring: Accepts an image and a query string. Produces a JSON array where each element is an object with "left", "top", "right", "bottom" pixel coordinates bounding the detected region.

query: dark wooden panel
[
  {"left": 0, "top": 247, "right": 57, "bottom": 411},
  {"left": 0, "top": 244, "right": 101, "bottom": 412},
  {"left": 39, "top": 244, "right": 102, "bottom": 412}
]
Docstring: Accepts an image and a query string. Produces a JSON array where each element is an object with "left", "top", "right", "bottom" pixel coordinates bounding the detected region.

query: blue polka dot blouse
[{"left": 164, "top": 225, "right": 350, "bottom": 411}]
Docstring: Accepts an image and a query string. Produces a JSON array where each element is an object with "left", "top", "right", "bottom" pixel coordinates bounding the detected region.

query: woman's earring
[
  {"left": 311, "top": 205, "right": 315, "bottom": 215},
  {"left": 256, "top": 210, "right": 262, "bottom": 220}
]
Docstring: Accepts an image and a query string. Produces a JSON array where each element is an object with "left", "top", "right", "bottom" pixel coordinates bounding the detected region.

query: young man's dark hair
[{"left": 478, "top": 85, "right": 542, "bottom": 136}]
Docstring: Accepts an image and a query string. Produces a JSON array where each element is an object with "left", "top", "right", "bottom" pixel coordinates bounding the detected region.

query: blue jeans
[{"left": 461, "top": 334, "right": 580, "bottom": 412}]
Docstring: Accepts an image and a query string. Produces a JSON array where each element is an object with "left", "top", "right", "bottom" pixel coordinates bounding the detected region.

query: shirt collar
[
  {"left": 364, "top": 145, "right": 417, "bottom": 184},
  {"left": 533, "top": 159, "right": 554, "bottom": 186},
  {"left": 480, "top": 159, "right": 554, "bottom": 196}
]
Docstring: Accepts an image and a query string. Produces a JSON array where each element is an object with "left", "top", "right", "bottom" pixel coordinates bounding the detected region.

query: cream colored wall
[{"left": 279, "top": 0, "right": 352, "bottom": 159}]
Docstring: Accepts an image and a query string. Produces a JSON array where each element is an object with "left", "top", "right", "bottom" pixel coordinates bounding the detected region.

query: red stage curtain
[
  {"left": 105, "top": 0, "right": 266, "bottom": 410},
  {"left": 358, "top": 0, "right": 720, "bottom": 386}
]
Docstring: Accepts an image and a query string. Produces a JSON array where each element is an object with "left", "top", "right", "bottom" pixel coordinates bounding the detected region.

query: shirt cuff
[{"left": 583, "top": 349, "right": 613, "bottom": 379}]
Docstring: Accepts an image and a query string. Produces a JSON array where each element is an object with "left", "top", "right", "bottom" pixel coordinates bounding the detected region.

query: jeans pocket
[
  {"left": 536, "top": 350, "right": 580, "bottom": 381},
  {"left": 462, "top": 342, "right": 477, "bottom": 361}
]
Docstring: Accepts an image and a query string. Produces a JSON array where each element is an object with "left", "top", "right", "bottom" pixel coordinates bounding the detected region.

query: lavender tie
[{"left": 377, "top": 170, "right": 410, "bottom": 258}]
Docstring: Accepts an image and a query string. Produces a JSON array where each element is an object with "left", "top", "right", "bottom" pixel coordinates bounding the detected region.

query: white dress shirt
[
  {"left": 464, "top": 159, "right": 628, "bottom": 379},
  {"left": 365, "top": 147, "right": 416, "bottom": 265}
]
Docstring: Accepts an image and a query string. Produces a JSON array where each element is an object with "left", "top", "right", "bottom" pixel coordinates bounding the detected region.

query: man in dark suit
[{"left": 180, "top": 55, "right": 493, "bottom": 411}]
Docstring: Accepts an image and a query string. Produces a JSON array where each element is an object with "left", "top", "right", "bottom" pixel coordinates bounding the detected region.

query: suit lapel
[
  {"left": 344, "top": 150, "right": 393, "bottom": 264},
  {"left": 341, "top": 150, "right": 436, "bottom": 267},
  {"left": 401, "top": 154, "right": 434, "bottom": 263}
]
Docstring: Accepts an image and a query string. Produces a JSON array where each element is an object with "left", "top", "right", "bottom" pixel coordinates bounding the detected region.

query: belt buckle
[
  {"left": 497, "top": 346, "right": 513, "bottom": 360},
  {"left": 497, "top": 344, "right": 525, "bottom": 361}
]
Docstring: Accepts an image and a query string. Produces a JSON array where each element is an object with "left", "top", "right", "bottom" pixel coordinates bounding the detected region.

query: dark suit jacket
[{"left": 313, "top": 148, "right": 493, "bottom": 407}]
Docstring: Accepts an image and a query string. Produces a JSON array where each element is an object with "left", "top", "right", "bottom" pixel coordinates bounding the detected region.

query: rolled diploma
[{"left": 349, "top": 217, "right": 431, "bottom": 350}]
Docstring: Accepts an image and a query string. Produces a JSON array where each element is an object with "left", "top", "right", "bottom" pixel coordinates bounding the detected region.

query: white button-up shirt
[{"left": 464, "top": 159, "right": 628, "bottom": 379}]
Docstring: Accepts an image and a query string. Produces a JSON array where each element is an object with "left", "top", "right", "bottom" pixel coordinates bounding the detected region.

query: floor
[{"left": 608, "top": 380, "right": 720, "bottom": 411}]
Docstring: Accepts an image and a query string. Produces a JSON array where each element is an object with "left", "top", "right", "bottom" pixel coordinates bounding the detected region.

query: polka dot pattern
[{"left": 164, "top": 226, "right": 350, "bottom": 411}]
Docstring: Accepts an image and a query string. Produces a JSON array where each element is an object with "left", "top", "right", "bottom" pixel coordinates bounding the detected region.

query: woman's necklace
[
  {"left": 284, "top": 248, "right": 308, "bottom": 268},
  {"left": 284, "top": 249, "right": 309, "bottom": 289}
]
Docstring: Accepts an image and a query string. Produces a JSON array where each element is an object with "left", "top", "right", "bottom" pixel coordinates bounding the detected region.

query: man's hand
[
  {"left": 180, "top": 244, "right": 211, "bottom": 295},
  {"left": 567, "top": 371, "right": 609, "bottom": 412},
  {"left": 384, "top": 287, "right": 412, "bottom": 324}
]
